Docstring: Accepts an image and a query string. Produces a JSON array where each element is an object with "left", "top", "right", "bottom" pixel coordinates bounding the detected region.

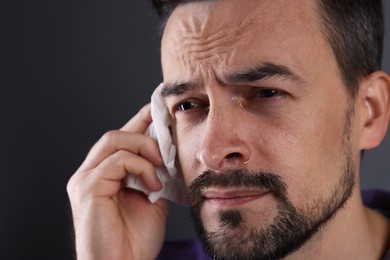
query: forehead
[
  {"left": 164, "top": 0, "right": 317, "bottom": 37},
  {"left": 161, "top": 0, "right": 335, "bottom": 83}
]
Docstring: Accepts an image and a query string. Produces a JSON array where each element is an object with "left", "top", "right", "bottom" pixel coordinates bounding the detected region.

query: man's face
[{"left": 161, "top": 0, "right": 360, "bottom": 258}]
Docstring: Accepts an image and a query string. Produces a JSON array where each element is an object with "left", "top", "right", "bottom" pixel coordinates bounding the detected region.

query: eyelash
[
  {"left": 251, "top": 88, "right": 288, "bottom": 99},
  {"left": 174, "top": 88, "right": 288, "bottom": 113},
  {"left": 177, "top": 102, "right": 202, "bottom": 111},
  {"left": 175, "top": 100, "right": 206, "bottom": 112}
]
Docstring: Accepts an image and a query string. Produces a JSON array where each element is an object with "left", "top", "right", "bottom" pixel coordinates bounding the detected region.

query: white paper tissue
[{"left": 125, "top": 83, "right": 188, "bottom": 205}]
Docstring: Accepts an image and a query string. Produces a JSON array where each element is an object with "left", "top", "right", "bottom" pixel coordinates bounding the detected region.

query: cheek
[
  {"left": 174, "top": 124, "right": 200, "bottom": 187},
  {"left": 280, "top": 107, "right": 350, "bottom": 203}
]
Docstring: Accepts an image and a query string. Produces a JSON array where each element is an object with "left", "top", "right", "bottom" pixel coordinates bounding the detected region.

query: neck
[{"left": 286, "top": 188, "right": 390, "bottom": 260}]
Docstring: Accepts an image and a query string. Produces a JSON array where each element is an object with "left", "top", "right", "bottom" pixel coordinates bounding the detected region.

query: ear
[{"left": 359, "top": 71, "right": 390, "bottom": 150}]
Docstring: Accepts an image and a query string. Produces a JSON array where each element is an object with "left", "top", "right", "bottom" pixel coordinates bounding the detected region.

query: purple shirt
[{"left": 158, "top": 190, "right": 390, "bottom": 260}]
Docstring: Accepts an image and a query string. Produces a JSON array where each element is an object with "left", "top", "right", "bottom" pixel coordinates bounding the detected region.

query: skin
[
  {"left": 67, "top": 0, "right": 390, "bottom": 259},
  {"left": 161, "top": 0, "right": 390, "bottom": 259},
  {"left": 67, "top": 105, "right": 169, "bottom": 260}
]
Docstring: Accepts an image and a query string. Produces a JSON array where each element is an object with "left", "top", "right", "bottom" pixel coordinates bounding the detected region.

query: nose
[{"left": 196, "top": 103, "right": 251, "bottom": 171}]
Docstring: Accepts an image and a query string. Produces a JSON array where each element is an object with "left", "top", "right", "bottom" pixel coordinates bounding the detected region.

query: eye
[
  {"left": 248, "top": 87, "right": 291, "bottom": 102},
  {"left": 254, "top": 88, "right": 284, "bottom": 98},
  {"left": 176, "top": 101, "right": 201, "bottom": 111}
]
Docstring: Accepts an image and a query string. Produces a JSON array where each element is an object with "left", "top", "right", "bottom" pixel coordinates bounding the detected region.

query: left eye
[{"left": 254, "top": 89, "right": 283, "bottom": 98}]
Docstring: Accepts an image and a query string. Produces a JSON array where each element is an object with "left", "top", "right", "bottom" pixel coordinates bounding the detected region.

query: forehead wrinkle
[
  {"left": 174, "top": 10, "right": 257, "bottom": 63},
  {"left": 162, "top": 0, "right": 326, "bottom": 91},
  {"left": 182, "top": 16, "right": 254, "bottom": 47}
]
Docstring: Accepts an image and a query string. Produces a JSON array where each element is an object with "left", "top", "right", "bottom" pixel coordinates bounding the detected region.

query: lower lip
[{"left": 205, "top": 192, "right": 270, "bottom": 208}]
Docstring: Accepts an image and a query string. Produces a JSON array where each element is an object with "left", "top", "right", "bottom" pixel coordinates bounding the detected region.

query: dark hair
[
  {"left": 318, "top": 0, "right": 384, "bottom": 98},
  {"left": 149, "top": 0, "right": 181, "bottom": 18},
  {"left": 150, "top": 0, "right": 384, "bottom": 98}
]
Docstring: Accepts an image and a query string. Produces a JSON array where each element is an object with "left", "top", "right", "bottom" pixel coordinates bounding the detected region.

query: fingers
[
  {"left": 96, "top": 150, "right": 162, "bottom": 195},
  {"left": 120, "top": 104, "right": 152, "bottom": 133},
  {"left": 68, "top": 150, "right": 162, "bottom": 202},
  {"left": 69, "top": 103, "right": 164, "bottom": 202},
  {"left": 66, "top": 103, "right": 169, "bottom": 260},
  {"left": 79, "top": 104, "right": 160, "bottom": 171},
  {"left": 79, "top": 131, "right": 162, "bottom": 172},
  {"left": 101, "top": 150, "right": 161, "bottom": 189}
]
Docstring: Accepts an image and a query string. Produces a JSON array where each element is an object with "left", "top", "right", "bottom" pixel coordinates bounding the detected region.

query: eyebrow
[
  {"left": 226, "top": 62, "right": 305, "bottom": 85},
  {"left": 161, "top": 62, "right": 305, "bottom": 98},
  {"left": 161, "top": 82, "right": 198, "bottom": 98}
]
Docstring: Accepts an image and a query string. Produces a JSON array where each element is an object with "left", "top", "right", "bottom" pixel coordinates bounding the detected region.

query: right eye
[{"left": 176, "top": 101, "right": 201, "bottom": 111}]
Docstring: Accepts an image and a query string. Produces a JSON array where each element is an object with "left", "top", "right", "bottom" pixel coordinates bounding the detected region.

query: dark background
[{"left": 0, "top": 1, "right": 389, "bottom": 259}]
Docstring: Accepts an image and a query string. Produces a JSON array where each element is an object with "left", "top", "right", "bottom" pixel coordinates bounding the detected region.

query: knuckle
[
  {"left": 66, "top": 171, "right": 81, "bottom": 195},
  {"left": 66, "top": 173, "right": 83, "bottom": 202},
  {"left": 111, "top": 150, "right": 137, "bottom": 167},
  {"left": 112, "top": 150, "right": 133, "bottom": 164},
  {"left": 141, "top": 135, "right": 154, "bottom": 147},
  {"left": 66, "top": 173, "right": 75, "bottom": 189},
  {"left": 138, "top": 105, "right": 152, "bottom": 123},
  {"left": 110, "top": 150, "right": 155, "bottom": 176},
  {"left": 66, "top": 170, "right": 94, "bottom": 203},
  {"left": 139, "top": 103, "right": 151, "bottom": 115},
  {"left": 101, "top": 130, "right": 120, "bottom": 144},
  {"left": 66, "top": 178, "right": 74, "bottom": 196}
]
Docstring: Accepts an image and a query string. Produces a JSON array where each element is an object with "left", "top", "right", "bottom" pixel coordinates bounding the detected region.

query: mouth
[{"left": 202, "top": 187, "right": 271, "bottom": 208}]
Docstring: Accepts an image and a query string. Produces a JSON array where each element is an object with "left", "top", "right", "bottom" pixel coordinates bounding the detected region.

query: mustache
[{"left": 188, "top": 169, "right": 288, "bottom": 206}]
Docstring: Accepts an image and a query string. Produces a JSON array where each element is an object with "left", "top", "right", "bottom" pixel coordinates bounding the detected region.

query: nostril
[{"left": 225, "top": 152, "right": 241, "bottom": 160}]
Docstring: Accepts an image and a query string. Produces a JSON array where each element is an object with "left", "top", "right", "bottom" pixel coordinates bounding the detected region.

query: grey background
[{"left": 0, "top": 1, "right": 388, "bottom": 259}]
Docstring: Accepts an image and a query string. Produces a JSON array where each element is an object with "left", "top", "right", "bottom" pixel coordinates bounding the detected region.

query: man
[{"left": 67, "top": 0, "right": 390, "bottom": 259}]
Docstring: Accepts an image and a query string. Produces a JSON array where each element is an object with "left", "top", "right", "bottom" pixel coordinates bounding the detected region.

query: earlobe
[{"left": 360, "top": 71, "right": 390, "bottom": 150}]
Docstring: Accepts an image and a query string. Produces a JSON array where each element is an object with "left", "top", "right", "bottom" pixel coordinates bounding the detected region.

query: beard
[
  {"left": 188, "top": 166, "right": 354, "bottom": 259},
  {"left": 188, "top": 108, "right": 356, "bottom": 260}
]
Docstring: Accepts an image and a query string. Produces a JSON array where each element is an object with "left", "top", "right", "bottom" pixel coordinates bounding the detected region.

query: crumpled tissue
[{"left": 125, "top": 83, "right": 188, "bottom": 205}]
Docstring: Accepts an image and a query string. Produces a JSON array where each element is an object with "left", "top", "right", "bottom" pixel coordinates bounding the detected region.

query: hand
[{"left": 67, "top": 104, "right": 169, "bottom": 260}]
